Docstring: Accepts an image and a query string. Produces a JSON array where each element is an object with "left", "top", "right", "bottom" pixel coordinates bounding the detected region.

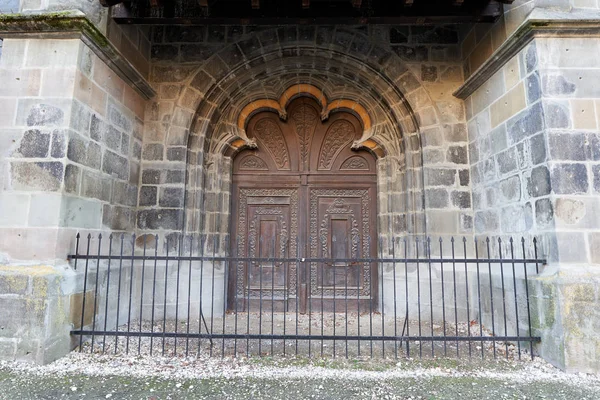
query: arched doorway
[{"left": 230, "top": 97, "right": 378, "bottom": 313}]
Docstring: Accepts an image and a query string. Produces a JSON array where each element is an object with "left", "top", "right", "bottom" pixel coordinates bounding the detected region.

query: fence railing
[{"left": 70, "top": 233, "right": 544, "bottom": 360}]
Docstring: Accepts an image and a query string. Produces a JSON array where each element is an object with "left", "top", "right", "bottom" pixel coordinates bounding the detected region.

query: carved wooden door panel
[{"left": 231, "top": 97, "right": 377, "bottom": 312}]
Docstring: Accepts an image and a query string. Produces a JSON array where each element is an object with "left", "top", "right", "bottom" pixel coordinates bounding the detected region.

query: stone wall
[{"left": 0, "top": 35, "right": 148, "bottom": 362}]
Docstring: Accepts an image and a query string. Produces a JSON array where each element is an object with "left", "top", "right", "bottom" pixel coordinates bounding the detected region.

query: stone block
[
  {"left": 50, "top": 130, "right": 67, "bottom": 158},
  {"left": 88, "top": 112, "right": 104, "bottom": 143},
  {"left": 64, "top": 164, "right": 81, "bottom": 194},
  {"left": 535, "top": 198, "right": 554, "bottom": 229},
  {"left": 69, "top": 291, "right": 95, "bottom": 330},
  {"left": 159, "top": 187, "right": 184, "bottom": 208},
  {"left": 526, "top": 71, "right": 541, "bottom": 104},
  {"left": 142, "top": 169, "right": 160, "bottom": 184},
  {"left": 81, "top": 170, "right": 112, "bottom": 202},
  {"left": 549, "top": 132, "right": 589, "bottom": 162},
  {"left": 112, "top": 181, "right": 138, "bottom": 207},
  {"left": 499, "top": 175, "right": 521, "bottom": 203},
  {"left": 551, "top": 163, "right": 588, "bottom": 195},
  {"left": 139, "top": 186, "right": 157, "bottom": 206},
  {"left": 138, "top": 209, "right": 183, "bottom": 230},
  {"left": 143, "top": 144, "right": 164, "bottom": 161},
  {"left": 0, "top": 69, "right": 41, "bottom": 97},
  {"left": 451, "top": 191, "right": 471, "bottom": 209},
  {"left": 166, "top": 147, "right": 186, "bottom": 162},
  {"left": 20, "top": 102, "right": 66, "bottom": 128},
  {"left": 500, "top": 203, "right": 533, "bottom": 233},
  {"left": 458, "top": 169, "right": 469, "bottom": 186},
  {"left": 24, "top": 39, "right": 80, "bottom": 68},
  {"left": 28, "top": 193, "right": 62, "bottom": 227},
  {"left": 10, "top": 161, "right": 63, "bottom": 191},
  {"left": 474, "top": 210, "right": 499, "bottom": 233},
  {"left": 60, "top": 196, "right": 102, "bottom": 229},
  {"left": 102, "top": 151, "right": 129, "bottom": 181},
  {"left": 527, "top": 165, "right": 551, "bottom": 198},
  {"left": 571, "top": 99, "right": 597, "bottom": 130},
  {"left": 496, "top": 148, "right": 517, "bottom": 175},
  {"left": 0, "top": 193, "right": 30, "bottom": 227},
  {"left": 103, "top": 126, "right": 122, "bottom": 152},
  {"left": 490, "top": 82, "right": 526, "bottom": 128},
  {"left": 554, "top": 232, "right": 589, "bottom": 263},
  {"left": 506, "top": 102, "right": 544, "bottom": 145},
  {"left": 446, "top": 146, "right": 468, "bottom": 164},
  {"left": 589, "top": 233, "right": 600, "bottom": 264},
  {"left": 0, "top": 98, "right": 16, "bottom": 128},
  {"left": 424, "top": 168, "right": 456, "bottom": 187},
  {"left": 41, "top": 68, "right": 76, "bottom": 98},
  {"left": 15, "top": 129, "right": 50, "bottom": 158},
  {"left": 489, "top": 125, "right": 507, "bottom": 154},
  {"left": 543, "top": 101, "right": 571, "bottom": 129},
  {"left": 530, "top": 133, "right": 546, "bottom": 165},
  {"left": 102, "top": 205, "right": 134, "bottom": 231}
]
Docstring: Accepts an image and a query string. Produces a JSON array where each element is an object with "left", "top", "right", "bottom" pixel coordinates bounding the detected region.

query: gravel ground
[
  {"left": 1, "top": 352, "right": 599, "bottom": 399},
  {"left": 78, "top": 314, "right": 528, "bottom": 360}
]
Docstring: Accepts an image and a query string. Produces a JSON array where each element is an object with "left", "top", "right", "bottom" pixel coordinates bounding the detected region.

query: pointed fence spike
[
  {"left": 109, "top": 233, "right": 113, "bottom": 240},
  {"left": 98, "top": 233, "right": 103, "bottom": 239},
  {"left": 509, "top": 237, "right": 514, "bottom": 243},
  {"left": 76, "top": 232, "right": 81, "bottom": 239},
  {"left": 87, "top": 233, "right": 92, "bottom": 239},
  {"left": 521, "top": 237, "right": 526, "bottom": 244}
]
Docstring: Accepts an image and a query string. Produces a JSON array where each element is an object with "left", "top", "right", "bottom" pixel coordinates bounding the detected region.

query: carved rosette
[
  {"left": 239, "top": 155, "right": 268, "bottom": 170},
  {"left": 340, "top": 156, "right": 369, "bottom": 171}
]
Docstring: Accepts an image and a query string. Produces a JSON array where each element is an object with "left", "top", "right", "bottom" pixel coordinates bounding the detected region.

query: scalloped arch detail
[{"left": 235, "top": 84, "right": 375, "bottom": 151}]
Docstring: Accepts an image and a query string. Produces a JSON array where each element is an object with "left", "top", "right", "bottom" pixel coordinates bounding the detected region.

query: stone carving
[
  {"left": 318, "top": 120, "right": 355, "bottom": 170},
  {"left": 290, "top": 103, "right": 319, "bottom": 169},
  {"left": 253, "top": 118, "right": 291, "bottom": 170},
  {"left": 340, "top": 156, "right": 369, "bottom": 170},
  {"left": 239, "top": 155, "right": 269, "bottom": 170}
]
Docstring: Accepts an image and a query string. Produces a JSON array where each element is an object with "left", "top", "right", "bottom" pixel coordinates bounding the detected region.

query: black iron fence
[{"left": 70, "top": 233, "right": 544, "bottom": 360}]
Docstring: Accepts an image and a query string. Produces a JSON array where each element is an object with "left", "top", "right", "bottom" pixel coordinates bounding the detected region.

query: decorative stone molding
[
  {"left": 236, "top": 84, "right": 374, "bottom": 151},
  {"left": 0, "top": 10, "right": 155, "bottom": 100},
  {"left": 454, "top": 10, "right": 600, "bottom": 99}
]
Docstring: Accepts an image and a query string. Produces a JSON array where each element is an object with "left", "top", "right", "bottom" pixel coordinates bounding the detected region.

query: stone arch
[{"left": 143, "top": 27, "right": 456, "bottom": 251}]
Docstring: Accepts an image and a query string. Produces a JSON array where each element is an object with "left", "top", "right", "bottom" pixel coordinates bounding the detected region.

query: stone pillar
[{"left": 0, "top": 33, "right": 148, "bottom": 363}]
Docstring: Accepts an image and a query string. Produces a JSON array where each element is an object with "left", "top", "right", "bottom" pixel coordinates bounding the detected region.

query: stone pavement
[{"left": 1, "top": 353, "right": 599, "bottom": 399}]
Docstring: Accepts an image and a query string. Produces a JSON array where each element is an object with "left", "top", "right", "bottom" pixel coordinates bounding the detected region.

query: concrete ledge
[
  {"left": 0, "top": 10, "right": 155, "bottom": 100},
  {"left": 454, "top": 9, "right": 600, "bottom": 100}
]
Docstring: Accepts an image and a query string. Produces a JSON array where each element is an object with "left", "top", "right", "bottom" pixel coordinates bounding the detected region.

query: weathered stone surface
[
  {"left": 551, "top": 163, "right": 588, "bottom": 195},
  {"left": 50, "top": 130, "right": 67, "bottom": 158},
  {"left": 143, "top": 144, "right": 164, "bottom": 161},
  {"left": 458, "top": 169, "right": 470, "bottom": 186},
  {"left": 506, "top": 102, "right": 544, "bottom": 145},
  {"left": 11, "top": 161, "right": 63, "bottom": 191},
  {"left": 501, "top": 203, "right": 533, "bottom": 233},
  {"left": 166, "top": 147, "right": 186, "bottom": 162},
  {"left": 526, "top": 72, "right": 541, "bottom": 104},
  {"left": 499, "top": 175, "right": 521, "bottom": 203},
  {"left": 159, "top": 187, "right": 184, "bottom": 208},
  {"left": 25, "top": 104, "right": 64, "bottom": 127},
  {"left": 16, "top": 130, "right": 50, "bottom": 158},
  {"left": 138, "top": 209, "right": 183, "bottom": 230},
  {"left": 544, "top": 101, "right": 571, "bottom": 129},
  {"left": 139, "top": 186, "right": 157, "bottom": 206},
  {"left": 535, "top": 198, "right": 554, "bottom": 228},
  {"left": 474, "top": 210, "right": 499, "bottom": 232},
  {"left": 446, "top": 146, "right": 468, "bottom": 164},
  {"left": 424, "top": 168, "right": 455, "bottom": 186},
  {"left": 593, "top": 165, "right": 600, "bottom": 193},
  {"left": 527, "top": 165, "right": 551, "bottom": 198},
  {"left": 496, "top": 148, "right": 517, "bottom": 175},
  {"left": 451, "top": 191, "right": 471, "bottom": 209},
  {"left": 542, "top": 74, "right": 576, "bottom": 97},
  {"left": 548, "top": 132, "right": 587, "bottom": 161},
  {"left": 102, "top": 151, "right": 128, "bottom": 181},
  {"left": 421, "top": 65, "right": 437, "bottom": 82}
]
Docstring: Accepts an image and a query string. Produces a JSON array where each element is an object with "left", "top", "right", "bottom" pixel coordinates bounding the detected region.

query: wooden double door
[{"left": 230, "top": 98, "right": 377, "bottom": 313}]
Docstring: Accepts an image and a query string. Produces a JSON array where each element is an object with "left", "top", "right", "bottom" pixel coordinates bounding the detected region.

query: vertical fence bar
[
  {"left": 138, "top": 236, "right": 147, "bottom": 356},
  {"left": 234, "top": 238, "right": 240, "bottom": 357},
  {"left": 162, "top": 236, "right": 169, "bottom": 356},
  {"left": 271, "top": 237, "right": 275, "bottom": 357},
  {"left": 379, "top": 236, "right": 385, "bottom": 358},
  {"left": 258, "top": 237, "right": 263, "bottom": 357},
  {"left": 369, "top": 236, "right": 373, "bottom": 358},
  {"left": 125, "top": 234, "right": 136, "bottom": 354},
  {"left": 79, "top": 234, "right": 92, "bottom": 352},
  {"left": 222, "top": 236, "right": 230, "bottom": 358},
  {"left": 210, "top": 234, "right": 217, "bottom": 357},
  {"left": 308, "top": 253, "right": 312, "bottom": 358},
  {"left": 198, "top": 234, "right": 206, "bottom": 357},
  {"left": 474, "top": 238, "right": 483, "bottom": 359},
  {"left": 498, "top": 238, "right": 509, "bottom": 359},
  {"left": 294, "top": 236, "right": 299, "bottom": 357},
  {"left": 510, "top": 238, "right": 521, "bottom": 360},
  {"left": 174, "top": 235, "right": 182, "bottom": 356},
  {"left": 427, "top": 238, "right": 434, "bottom": 357},
  {"left": 462, "top": 237, "right": 471, "bottom": 358},
  {"left": 90, "top": 234, "right": 103, "bottom": 353},
  {"left": 486, "top": 238, "right": 496, "bottom": 358},
  {"left": 404, "top": 238, "right": 410, "bottom": 358},
  {"left": 416, "top": 237, "right": 422, "bottom": 358},
  {"left": 115, "top": 234, "right": 125, "bottom": 354},
  {"left": 102, "top": 235, "right": 113, "bottom": 354},
  {"left": 186, "top": 235, "right": 194, "bottom": 358},
  {"left": 356, "top": 247, "right": 361, "bottom": 357},
  {"left": 283, "top": 241, "right": 288, "bottom": 356},
  {"left": 345, "top": 254, "right": 349, "bottom": 359},
  {"left": 451, "top": 238, "right": 459, "bottom": 358},
  {"left": 439, "top": 238, "right": 447, "bottom": 357},
  {"left": 246, "top": 238, "right": 251, "bottom": 357},
  {"left": 321, "top": 252, "right": 325, "bottom": 358},
  {"left": 149, "top": 235, "right": 158, "bottom": 356},
  {"left": 523, "top": 237, "right": 534, "bottom": 360},
  {"left": 333, "top": 248, "right": 337, "bottom": 359},
  {"left": 392, "top": 236, "right": 398, "bottom": 359}
]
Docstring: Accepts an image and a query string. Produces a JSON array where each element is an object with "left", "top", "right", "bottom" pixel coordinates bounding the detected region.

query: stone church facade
[{"left": 0, "top": 0, "right": 599, "bottom": 373}]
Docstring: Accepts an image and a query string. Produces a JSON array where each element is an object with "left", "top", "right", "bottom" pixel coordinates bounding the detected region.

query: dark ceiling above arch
[{"left": 101, "top": 0, "right": 513, "bottom": 25}]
